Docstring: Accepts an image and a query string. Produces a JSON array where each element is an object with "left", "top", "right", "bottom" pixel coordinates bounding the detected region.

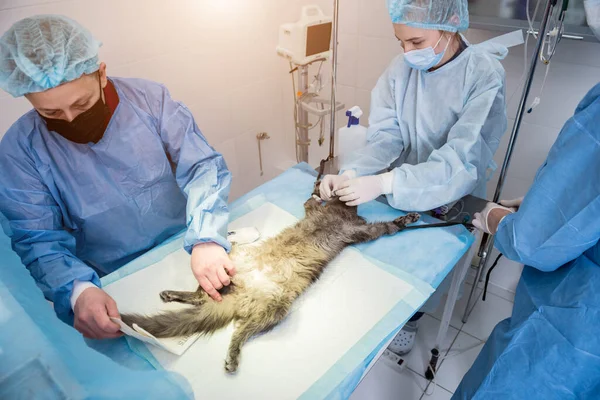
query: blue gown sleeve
[
  {"left": 155, "top": 86, "right": 232, "bottom": 254},
  {"left": 495, "top": 84, "right": 600, "bottom": 272},
  {"left": 387, "top": 70, "right": 506, "bottom": 212},
  {"left": 340, "top": 57, "right": 405, "bottom": 176},
  {"left": 0, "top": 137, "right": 100, "bottom": 322}
]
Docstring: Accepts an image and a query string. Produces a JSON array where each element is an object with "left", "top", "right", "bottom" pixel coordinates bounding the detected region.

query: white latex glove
[
  {"left": 500, "top": 197, "right": 524, "bottom": 210},
  {"left": 336, "top": 172, "right": 394, "bottom": 206},
  {"left": 473, "top": 202, "right": 515, "bottom": 234},
  {"left": 320, "top": 170, "right": 356, "bottom": 201}
]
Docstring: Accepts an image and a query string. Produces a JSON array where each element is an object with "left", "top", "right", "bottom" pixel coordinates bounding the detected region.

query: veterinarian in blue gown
[
  {"left": 320, "top": 0, "right": 508, "bottom": 355},
  {"left": 457, "top": 83, "right": 600, "bottom": 399},
  {"left": 0, "top": 15, "right": 234, "bottom": 340}
]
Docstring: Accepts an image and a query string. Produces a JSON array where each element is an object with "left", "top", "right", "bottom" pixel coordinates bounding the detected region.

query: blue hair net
[
  {"left": 0, "top": 15, "right": 101, "bottom": 97},
  {"left": 387, "top": 0, "right": 469, "bottom": 32}
]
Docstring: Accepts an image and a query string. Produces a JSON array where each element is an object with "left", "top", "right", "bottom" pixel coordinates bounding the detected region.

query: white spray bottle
[{"left": 337, "top": 106, "right": 367, "bottom": 166}]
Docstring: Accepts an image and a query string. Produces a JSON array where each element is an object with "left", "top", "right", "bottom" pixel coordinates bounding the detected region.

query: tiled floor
[{"left": 350, "top": 283, "right": 514, "bottom": 400}]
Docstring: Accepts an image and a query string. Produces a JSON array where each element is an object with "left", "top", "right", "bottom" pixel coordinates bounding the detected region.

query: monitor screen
[{"left": 306, "top": 22, "right": 332, "bottom": 57}]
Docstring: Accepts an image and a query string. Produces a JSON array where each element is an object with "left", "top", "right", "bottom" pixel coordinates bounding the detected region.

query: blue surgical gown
[
  {"left": 0, "top": 77, "right": 232, "bottom": 322},
  {"left": 341, "top": 41, "right": 507, "bottom": 212},
  {"left": 0, "top": 218, "right": 193, "bottom": 398},
  {"left": 453, "top": 83, "right": 600, "bottom": 399}
]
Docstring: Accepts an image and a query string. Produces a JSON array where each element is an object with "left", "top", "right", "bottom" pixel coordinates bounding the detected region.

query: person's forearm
[
  {"left": 489, "top": 208, "right": 512, "bottom": 234},
  {"left": 180, "top": 156, "right": 232, "bottom": 254}
]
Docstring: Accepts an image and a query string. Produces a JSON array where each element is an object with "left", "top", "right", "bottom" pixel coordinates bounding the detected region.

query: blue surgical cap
[
  {"left": 0, "top": 15, "right": 101, "bottom": 97},
  {"left": 387, "top": 0, "right": 469, "bottom": 33}
]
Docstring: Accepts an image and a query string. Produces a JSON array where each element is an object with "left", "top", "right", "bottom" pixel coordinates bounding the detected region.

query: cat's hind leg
[
  {"left": 161, "top": 282, "right": 238, "bottom": 305},
  {"left": 224, "top": 302, "right": 291, "bottom": 373},
  {"left": 159, "top": 289, "right": 207, "bottom": 306}
]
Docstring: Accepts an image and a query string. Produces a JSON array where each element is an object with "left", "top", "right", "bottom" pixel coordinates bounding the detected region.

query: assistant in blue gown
[{"left": 453, "top": 83, "right": 600, "bottom": 399}]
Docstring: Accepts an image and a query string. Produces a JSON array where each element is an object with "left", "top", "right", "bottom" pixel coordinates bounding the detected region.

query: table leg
[{"left": 426, "top": 232, "right": 480, "bottom": 380}]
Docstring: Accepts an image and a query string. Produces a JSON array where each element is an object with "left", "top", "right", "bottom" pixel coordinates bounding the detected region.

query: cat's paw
[
  {"left": 404, "top": 212, "right": 420, "bottom": 224},
  {"left": 224, "top": 356, "right": 239, "bottom": 374},
  {"left": 394, "top": 212, "right": 420, "bottom": 227},
  {"left": 159, "top": 290, "right": 175, "bottom": 303}
]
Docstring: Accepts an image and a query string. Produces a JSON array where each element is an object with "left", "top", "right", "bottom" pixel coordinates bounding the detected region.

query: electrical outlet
[{"left": 381, "top": 349, "right": 406, "bottom": 374}]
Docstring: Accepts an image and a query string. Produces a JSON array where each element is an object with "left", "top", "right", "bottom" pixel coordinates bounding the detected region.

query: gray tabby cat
[{"left": 121, "top": 194, "right": 419, "bottom": 373}]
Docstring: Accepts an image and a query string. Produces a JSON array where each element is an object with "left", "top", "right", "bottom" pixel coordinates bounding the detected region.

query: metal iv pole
[
  {"left": 462, "top": 0, "right": 558, "bottom": 323},
  {"left": 296, "top": 66, "right": 310, "bottom": 163},
  {"left": 320, "top": 0, "right": 340, "bottom": 176}
]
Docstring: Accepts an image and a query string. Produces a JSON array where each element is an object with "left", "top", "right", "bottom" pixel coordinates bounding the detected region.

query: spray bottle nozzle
[{"left": 346, "top": 106, "right": 364, "bottom": 128}]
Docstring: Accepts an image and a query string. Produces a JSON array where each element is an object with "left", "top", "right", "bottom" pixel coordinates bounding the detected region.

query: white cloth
[{"left": 102, "top": 202, "right": 431, "bottom": 399}]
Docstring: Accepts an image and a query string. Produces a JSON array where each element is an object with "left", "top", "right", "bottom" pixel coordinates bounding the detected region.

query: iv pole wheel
[{"left": 425, "top": 348, "right": 440, "bottom": 380}]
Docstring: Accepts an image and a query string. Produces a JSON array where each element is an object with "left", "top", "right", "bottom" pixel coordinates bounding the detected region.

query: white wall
[
  {"left": 308, "top": 0, "right": 600, "bottom": 298},
  {"left": 0, "top": 0, "right": 304, "bottom": 200}
]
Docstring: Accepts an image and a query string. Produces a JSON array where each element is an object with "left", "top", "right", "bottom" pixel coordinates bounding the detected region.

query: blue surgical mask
[{"left": 403, "top": 34, "right": 451, "bottom": 71}]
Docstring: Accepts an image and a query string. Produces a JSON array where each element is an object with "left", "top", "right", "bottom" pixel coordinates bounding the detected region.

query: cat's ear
[{"left": 312, "top": 180, "right": 322, "bottom": 197}]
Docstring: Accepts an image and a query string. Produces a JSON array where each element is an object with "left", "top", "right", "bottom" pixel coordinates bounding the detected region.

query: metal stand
[
  {"left": 328, "top": 0, "right": 340, "bottom": 161},
  {"left": 427, "top": 232, "right": 480, "bottom": 379},
  {"left": 320, "top": 0, "right": 341, "bottom": 175},
  {"left": 462, "top": 0, "right": 557, "bottom": 323},
  {"left": 294, "top": 0, "right": 343, "bottom": 165},
  {"left": 296, "top": 65, "right": 310, "bottom": 163}
]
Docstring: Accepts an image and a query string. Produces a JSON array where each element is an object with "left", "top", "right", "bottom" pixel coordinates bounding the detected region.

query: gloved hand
[
  {"left": 500, "top": 197, "right": 524, "bottom": 210},
  {"left": 319, "top": 170, "right": 356, "bottom": 201},
  {"left": 336, "top": 172, "right": 394, "bottom": 206},
  {"left": 473, "top": 202, "right": 515, "bottom": 234},
  {"left": 191, "top": 242, "right": 236, "bottom": 301}
]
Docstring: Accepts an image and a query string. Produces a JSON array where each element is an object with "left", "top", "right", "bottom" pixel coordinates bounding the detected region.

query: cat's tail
[{"left": 120, "top": 302, "right": 233, "bottom": 338}]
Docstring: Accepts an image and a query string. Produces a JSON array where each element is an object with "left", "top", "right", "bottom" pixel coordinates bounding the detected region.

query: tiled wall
[{"left": 0, "top": 0, "right": 305, "bottom": 199}]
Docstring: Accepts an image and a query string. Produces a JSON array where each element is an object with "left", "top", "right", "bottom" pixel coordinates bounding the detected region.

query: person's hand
[
  {"left": 73, "top": 287, "right": 123, "bottom": 339},
  {"left": 319, "top": 171, "right": 356, "bottom": 201},
  {"left": 500, "top": 197, "right": 524, "bottom": 211},
  {"left": 473, "top": 202, "right": 515, "bottom": 234},
  {"left": 191, "top": 242, "right": 235, "bottom": 301},
  {"left": 336, "top": 172, "right": 394, "bottom": 206}
]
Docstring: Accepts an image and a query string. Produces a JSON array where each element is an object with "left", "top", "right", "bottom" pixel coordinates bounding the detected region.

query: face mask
[
  {"left": 42, "top": 75, "right": 111, "bottom": 144},
  {"left": 403, "top": 34, "right": 451, "bottom": 71}
]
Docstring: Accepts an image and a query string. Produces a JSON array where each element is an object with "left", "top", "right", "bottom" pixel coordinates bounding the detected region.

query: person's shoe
[{"left": 387, "top": 320, "right": 418, "bottom": 356}]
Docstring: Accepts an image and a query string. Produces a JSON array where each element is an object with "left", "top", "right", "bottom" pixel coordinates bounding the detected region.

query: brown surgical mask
[{"left": 42, "top": 74, "right": 110, "bottom": 144}]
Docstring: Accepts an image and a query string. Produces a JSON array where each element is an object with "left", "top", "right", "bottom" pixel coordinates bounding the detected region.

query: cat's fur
[{"left": 121, "top": 194, "right": 419, "bottom": 373}]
